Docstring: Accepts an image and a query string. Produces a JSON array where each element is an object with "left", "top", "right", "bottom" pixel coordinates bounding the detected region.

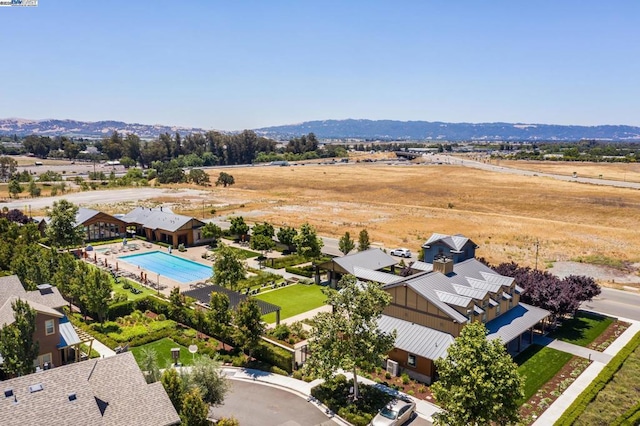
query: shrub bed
[
  {"left": 310, "top": 374, "right": 394, "bottom": 426},
  {"left": 285, "top": 265, "right": 314, "bottom": 277}
]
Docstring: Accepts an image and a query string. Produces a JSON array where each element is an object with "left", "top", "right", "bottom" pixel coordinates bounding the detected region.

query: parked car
[
  {"left": 390, "top": 248, "right": 412, "bottom": 258},
  {"left": 370, "top": 398, "right": 416, "bottom": 426}
]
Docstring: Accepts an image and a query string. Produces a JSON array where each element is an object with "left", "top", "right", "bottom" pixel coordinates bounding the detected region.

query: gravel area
[{"left": 549, "top": 261, "right": 640, "bottom": 284}]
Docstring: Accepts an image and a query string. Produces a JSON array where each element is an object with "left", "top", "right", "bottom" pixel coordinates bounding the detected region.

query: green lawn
[
  {"left": 549, "top": 311, "right": 614, "bottom": 347},
  {"left": 218, "top": 246, "right": 260, "bottom": 259},
  {"left": 255, "top": 284, "right": 327, "bottom": 323},
  {"left": 112, "top": 278, "right": 155, "bottom": 301},
  {"left": 131, "top": 338, "right": 201, "bottom": 369},
  {"left": 515, "top": 344, "right": 573, "bottom": 402}
]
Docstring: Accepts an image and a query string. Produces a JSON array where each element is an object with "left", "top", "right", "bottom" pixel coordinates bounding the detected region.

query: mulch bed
[
  {"left": 588, "top": 320, "right": 631, "bottom": 352},
  {"left": 519, "top": 356, "right": 591, "bottom": 424},
  {"left": 367, "top": 370, "right": 435, "bottom": 402}
]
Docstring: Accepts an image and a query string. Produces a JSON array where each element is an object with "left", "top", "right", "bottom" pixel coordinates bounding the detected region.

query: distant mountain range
[
  {"left": 1, "top": 117, "right": 640, "bottom": 141},
  {"left": 0, "top": 118, "right": 207, "bottom": 139},
  {"left": 255, "top": 119, "right": 640, "bottom": 141}
]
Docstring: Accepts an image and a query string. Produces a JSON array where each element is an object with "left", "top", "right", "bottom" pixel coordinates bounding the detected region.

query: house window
[
  {"left": 509, "top": 299, "right": 513, "bottom": 309},
  {"left": 45, "top": 319, "right": 55, "bottom": 336},
  {"left": 496, "top": 304, "right": 501, "bottom": 316},
  {"left": 407, "top": 354, "right": 416, "bottom": 368},
  {"left": 482, "top": 312, "right": 487, "bottom": 323}
]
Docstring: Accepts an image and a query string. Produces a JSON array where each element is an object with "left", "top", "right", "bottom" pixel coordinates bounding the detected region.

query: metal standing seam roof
[
  {"left": 182, "top": 285, "right": 281, "bottom": 316},
  {"left": 486, "top": 302, "right": 550, "bottom": 344},
  {"left": 479, "top": 271, "right": 515, "bottom": 287},
  {"left": 332, "top": 248, "right": 397, "bottom": 274},
  {"left": 466, "top": 277, "right": 503, "bottom": 293},
  {"left": 422, "top": 233, "right": 472, "bottom": 252},
  {"left": 75, "top": 207, "right": 101, "bottom": 225},
  {"left": 451, "top": 283, "right": 488, "bottom": 300},
  {"left": 436, "top": 290, "right": 472, "bottom": 308},
  {"left": 352, "top": 266, "right": 403, "bottom": 285},
  {"left": 410, "top": 261, "right": 433, "bottom": 272},
  {"left": 58, "top": 319, "right": 82, "bottom": 348},
  {"left": 377, "top": 315, "right": 454, "bottom": 361}
]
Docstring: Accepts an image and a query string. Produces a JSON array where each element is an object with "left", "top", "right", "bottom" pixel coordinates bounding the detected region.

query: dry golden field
[
  {"left": 495, "top": 159, "right": 640, "bottom": 183},
  {"left": 183, "top": 163, "right": 640, "bottom": 269}
]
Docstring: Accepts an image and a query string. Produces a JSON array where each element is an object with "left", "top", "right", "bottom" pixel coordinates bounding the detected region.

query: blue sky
[{"left": 1, "top": 1, "right": 639, "bottom": 130}]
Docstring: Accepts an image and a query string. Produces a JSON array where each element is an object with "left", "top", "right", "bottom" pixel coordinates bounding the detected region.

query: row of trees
[{"left": 492, "top": 261, "right": 601, "bottom": 320}]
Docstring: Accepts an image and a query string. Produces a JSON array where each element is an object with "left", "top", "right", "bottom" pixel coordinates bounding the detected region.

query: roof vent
[
  {"left": 68, "top": 393, "right": 77, "bottom": 402},
  {"left": 36, "top": 284, "right": 54, "bottom": 294},
  {"left": 28, "top": 383, "right": 44, "bottom": 393},
  {"left": 4, "top": 389, "right": 13, "bottom": 398}
]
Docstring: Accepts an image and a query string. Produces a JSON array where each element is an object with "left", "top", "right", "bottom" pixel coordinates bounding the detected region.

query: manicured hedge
[
  {"left": 555, "top": 331, "right": 640, "bottom": 426},
  {"left": 107, "top": 300, "right": 136, "bottom": 319},
  {"left": 285, "top": 265, "right": 314, "bottom": 278},
  {"left": 253, "top": 340, "right": 294, "bottom": 373}
]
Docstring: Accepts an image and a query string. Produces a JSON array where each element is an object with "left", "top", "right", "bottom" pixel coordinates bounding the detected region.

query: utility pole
[{"left": 534, "top": 239, "right": 540, "bottom": 270}]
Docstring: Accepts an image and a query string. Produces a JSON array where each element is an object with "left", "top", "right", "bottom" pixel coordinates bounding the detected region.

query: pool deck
[{"left": 84, "top": 241, "right": 214, "bottom": 296}]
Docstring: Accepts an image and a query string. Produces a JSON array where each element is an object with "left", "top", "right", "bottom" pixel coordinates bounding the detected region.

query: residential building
[
  {"left": 37, "top": 207, "right": 127, "bottom": 243},
  {"left": 0, "top": 275, "right": 92, "bottom": 370},
  {"left": 0, "top": 352, "right": 180, "bottom": 425},
  {"left": 377, "top": 233, "right": 549, "bottom": 383}
]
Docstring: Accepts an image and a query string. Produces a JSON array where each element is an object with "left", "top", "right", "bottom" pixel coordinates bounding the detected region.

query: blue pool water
[{"left": 119, "top": 251, "right": 212, "bottom": 284}]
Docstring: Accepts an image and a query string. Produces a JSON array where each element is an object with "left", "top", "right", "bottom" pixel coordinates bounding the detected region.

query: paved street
[
  {"left": 213, "top": 380, "right": 338, "bottom": 426},
  {"left": 582, "top": 287, "right": 640, "bottom": 321}
]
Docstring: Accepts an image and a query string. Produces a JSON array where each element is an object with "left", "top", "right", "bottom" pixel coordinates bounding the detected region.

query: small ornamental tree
[
  {"left": 306, "top": 275, "right": 395, "bottom": 400},
  {"left": 180, "top": 387, "right": 209, "bottom": 426},
  {"left": 208, "top": 292, "right": 232, "bottom": 349},
  {"left": 201, "top": 222, "right": 222, "bottom": 246},
  {"left": 432, "top": 321, "right": 524, "bottom": 426},
  {"left": 161, "top": 368, "right": 184, "bottom": 412},
  {"left": 229, "top": 216, "right": 249, "bottom": 241}
]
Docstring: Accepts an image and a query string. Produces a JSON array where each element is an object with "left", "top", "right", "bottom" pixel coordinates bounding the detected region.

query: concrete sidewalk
[
  {"left": 533, "top": 317, "right": 640, "bottom": 425},
  {"left": 533, "top": 335, "right": 613, "bottom": 363},
  {"left": 90, "top": 338, "right": 116, "bottom": 358}
]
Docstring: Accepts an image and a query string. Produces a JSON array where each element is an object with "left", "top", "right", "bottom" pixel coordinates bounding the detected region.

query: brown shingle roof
[{"left": 0, "top": 353, "right": 180, "bottom": 426}]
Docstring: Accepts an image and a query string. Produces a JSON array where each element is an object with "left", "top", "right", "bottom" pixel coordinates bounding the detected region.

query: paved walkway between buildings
[
  {"left": 533, "top": 316, "right": 640, "bottom": 425},
  {"left": 533, "top": 335, "right": 613, "bottom": 363},
  {"left": 90, "top": 338, "right": 116, "bottom": 358}
]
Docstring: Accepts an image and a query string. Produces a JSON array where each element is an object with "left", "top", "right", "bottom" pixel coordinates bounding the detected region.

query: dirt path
[{"left": 549, "top": 261, "right": 640, "bottom": 286}]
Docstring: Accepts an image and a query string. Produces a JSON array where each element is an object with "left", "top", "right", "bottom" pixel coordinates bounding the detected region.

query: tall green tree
[
  {"left": 0, "top": 156, "right": 17, "bottom": 181},
  {"left": 187, "top": 169, "right": 210, "bottom": 186},
  {"left": 357, "top": 229, "right": 370, "bottom": 251},
  {"left": 82, "top": 268, "right": 112, "bottom": 323},
  {"left": 338, "top": 231, "right": 355, "bottom": 255},
  {"left": 306, "top": 275, "right": 395, "bottom": 400},
  {"left": 10, "top": 243, "right": 53, "bottom": 290},
  {"left": 28, "top": 180, "right": 41, "bottom": 197},
  {"left": 250, "top": 234, "right": 275, "bottom": 253},
  {"left": 293, "top": 222, "right": 324, "bottom": 259},
  {"left": 208, "top": 292, "right": 231, "bottom": 349},
  {"left": 229, "top": 216, "right": 249, "bottom": 240},
  {"left": 45, "top": 199, "right": 85, "bottom": 249},
  {"left": 232, "top": 299, "right": 265, "bottom": 359},
  {"left": 201, "top": 222, "right": 222, "bottom": 246},
  {"left": 0, "top": 299, "right": 39, "bottom": 376},
  {"left": 276, "top": 226, "right": 297, "bottom": 253},
  {"left": 212, "top": 244, "right": 246, "bottom": 290},
  {"left": 432, "top": 322, "right": 524, "bottom": 426},
  {"left": 252, "top": 222, "right": 274, "bottom": 239}
]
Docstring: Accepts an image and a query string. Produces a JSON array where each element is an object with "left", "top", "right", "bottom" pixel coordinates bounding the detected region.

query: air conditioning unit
[{"left": 386, "top": 359, "right": 399, "bottom": 377}]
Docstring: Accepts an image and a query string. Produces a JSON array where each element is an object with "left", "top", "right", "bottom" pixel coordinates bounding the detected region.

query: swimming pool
[{"left": 119, "top": 251, "right": 212, "bottom": 284}]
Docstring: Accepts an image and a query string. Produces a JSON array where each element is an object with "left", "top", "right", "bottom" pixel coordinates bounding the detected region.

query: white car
[
  {"left": 390, "top": 248, "right": 412, "bottom": 258},
  {"left": 370, "top": 398, "right": 416, "bottom": 426}
]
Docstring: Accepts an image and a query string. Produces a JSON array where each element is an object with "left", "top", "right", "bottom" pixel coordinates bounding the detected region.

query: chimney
[{"left": 433, "top": 255, "right": 454, "bottom": 275}]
